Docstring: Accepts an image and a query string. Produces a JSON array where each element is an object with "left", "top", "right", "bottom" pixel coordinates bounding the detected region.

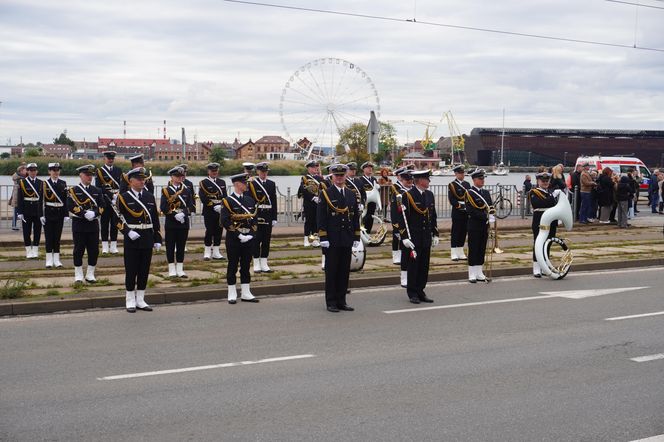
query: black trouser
[
  {"left": 406, "top": 243, "right": 430, "bottom": 300},
  {"left": 100, "top": 209, "right": 118, "bottom": 242},
  {"left": 324, "top": 246, "right": 351, "bottom": 308},
  {"left": 253, "top": 223, "right": 273, "bottom": 258},
  {"left": 450, "top": 212, "right": 468, "bottom": 248},
  {"left": 468, "top": 227, "right": 489, "bottom": 266},
  {"left": 165, "top": 228, "right": 189, "bottom": 263},
  {"left": 303, "top": 204, "right": 317, "bottom": 236},
  {"left": 363, "top": 202, "right": 376, "bottom": 233},
  {"left": 44, "top": 219, "right": 64, "bottom": 253},
  {"left": 124, "top": 247, "right": 153, "bottom": 291},
  {"left": 226, "top": 239, "right": 252, "bottom": 285},
  {"left": 203, "top": 211, "right": 222, "bottom": 246},
  {"left": 532, "top": 222, "right": 557, "bottom": 261},
  {"left": 73, "top": 231, "right": 99, "bottom": 266},
  {"left": 22, "top": 216, "right": 41, "bottom": 246},
  {"left": 391, "top": 232, "right": 400, "bottom": 252},
  {"left": 400, "top": 242, "right": 410, "bottom": 271}
]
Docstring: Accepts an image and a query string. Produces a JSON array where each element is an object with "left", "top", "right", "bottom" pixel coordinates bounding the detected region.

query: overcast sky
[{"left": 1, "top": 0, "right": 663, "bottom": 145}]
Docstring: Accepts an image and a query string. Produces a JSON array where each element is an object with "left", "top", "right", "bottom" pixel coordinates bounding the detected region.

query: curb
[{"left": 2, "top": 258, "right": 662, "bottom": 317}]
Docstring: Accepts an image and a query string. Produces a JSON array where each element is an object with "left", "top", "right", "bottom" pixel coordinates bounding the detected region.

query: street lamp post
[{"left": 563, "top": 151, "right": 568, "bottom": 167}]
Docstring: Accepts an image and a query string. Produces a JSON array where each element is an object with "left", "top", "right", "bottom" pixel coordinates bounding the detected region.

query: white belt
[
  {"left": 210, "top": 199, "right": 222, "bottom": 204},
  {"left": 24, "top": 197, "right": 40, "bottom": 202},
  {"left": 46, "top": 202, "right": 64, "bottom": 207},
  {"left": 110, "top": 189, "right": 119, "bottom": 194},
  {"left": 533, "top": 208, "right": 547, "bottom": 212},
  {"left": 126, "top": 223, "right": 153, "bottom": 230},
  {"left": 237, "top": 228, "right": 251, "bottom": 234},
  {"left": 257, "top": 204, "right": 272, "bottom": 209}
]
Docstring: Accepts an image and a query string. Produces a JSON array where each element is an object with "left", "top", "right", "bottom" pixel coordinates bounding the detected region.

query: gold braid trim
[
  {"left": 248, "top": 181, "right": 266, "bottom": 204},
  {"left": 43, "top": 181, "right": 57, "bottom": 202},
  {"left": 96, "top": 169, "right": 113, "bottom": 187},
  {"left": 321, "top": 188, "right": 349, "bottom": 214},
  {"left": 405, "top": 191, "right": 429, "bottom": 215},
  {"left": 162, "top": 186, "right": 185, "bottom": 214},
  {"left": 449, "top": 182, "right": 465, "bottom": 200},
  {"left": 530, "top": 188, "right": 546, "bottom": 200},
  {"left": 69, "top": 187, "right": 90, "bottom": 206},
  {"left": 20, "top": 180, "right": 37, "bottom": 198},
  {"left": 465, "top": 191, "right": 486, "bottom": 210},
  {"left": 199, "top": 180, "right": 221, "bottom": 198},
  {"left": 222, "top": 198, "right": 257, "bottom": 220},
  {"left": 118, "top": 193, "right": 146, "bottom": 219}
]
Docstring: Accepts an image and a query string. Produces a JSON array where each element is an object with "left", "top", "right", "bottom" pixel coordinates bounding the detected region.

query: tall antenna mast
[
  {"left": 163, "top": 120, "right": 167, "bottom": 140},
  {"left": 123, "top": 120, "right": 127, "bottom": 139}
]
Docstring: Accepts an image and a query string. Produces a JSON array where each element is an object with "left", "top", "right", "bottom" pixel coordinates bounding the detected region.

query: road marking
[
  {"left": 630, "top": 354, "right": 664, "bottom": 363},
  {"left": 606, "top": 311, "right": 664, "bottom": 321},
  {"left": 97, "top": 354, "right": 316, "bottom": 381},
  {"left": 631, "top": 435, "right": 664, "bottom": 441},
  {"left": 539, "top": 286, "right": 649, "bottom": 299},
  {"left": 384, "top": 286, "right": 649, "bottom": 314}
]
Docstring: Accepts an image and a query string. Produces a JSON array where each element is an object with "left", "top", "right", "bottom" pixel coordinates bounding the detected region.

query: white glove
[
  {"left": 213, "top": 204, "right": 222, "bottom": 214},
  {"left": 432, "top": 236, "right": 440, "bottom": 247},
  {"left": 64, "top": 216, "right": 71, "bottom": 223},
  {"left": 112, "top": 194, "right": 118, "bottom": 205},
  {"left": 312, "top": 196, "right": 320, "bottom": 204},
  {"left": 552, "top": 189, "right": 562, "bottom": 198},
  {"left": 84, "top": 210, "right": 95, "bottom": 221},
  {"left": 319, "top": 240, "right": 330, "bottom": 248},
  {"left": 174, "top": 212, "right": 186, "bottom": 223},
  {"left": 238, "top": 234, "right": 253, "bottom": 243},
  {"left": 489, "top": 215, "right": 496, "bottom": 224},
  {"left": 154, "top": 243, "right": 162, "bottom": 251},
  {"left": 40, "top": 216, "right": 46, "bottom": 226},
  {"left": 271, "top": 220, "right": 277, "bottom": 227},
  {"left": 352, "top": 241, "right": 360, "bottom": 249},
  {"left": 17, "top": 214, "right": 25, "bottom": 222},
  {"left": 402, "top": 239, "right": 415, "bottom": 249},
  {"left": 358, "top": 204, "right": 364, "bottom": 212},
  {"left": 128, "top": 230, "right": 140, "bottom": 241}
]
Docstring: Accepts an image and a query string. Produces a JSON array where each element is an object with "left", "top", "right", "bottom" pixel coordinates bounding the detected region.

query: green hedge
[{"left": 0, "top": 157, "right": 310, "bottom": 176}]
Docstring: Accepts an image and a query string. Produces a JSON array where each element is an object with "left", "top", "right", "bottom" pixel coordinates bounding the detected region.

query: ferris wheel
[{"left": 279, "top": 58, "right": 380, "bottom": 158}]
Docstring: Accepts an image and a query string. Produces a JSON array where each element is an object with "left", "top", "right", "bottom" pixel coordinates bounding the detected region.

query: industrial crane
[
  {"left": 441, "top": 111, "right": 465, "bottom": 164},
  {"left": 413, "top": 120, "right": 437, "bottom": 150}
]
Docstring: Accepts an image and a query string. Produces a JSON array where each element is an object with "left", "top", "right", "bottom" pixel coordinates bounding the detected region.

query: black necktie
[{"left": 138, "top": 192, "right": 142, "bottom": 199}]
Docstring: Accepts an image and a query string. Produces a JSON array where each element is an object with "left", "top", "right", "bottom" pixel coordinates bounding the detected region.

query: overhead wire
[
  {"left": 606, "top": 0, "right": 664, "bottom": 10},
  {"left": 222, "top": 0, "right": 664, "bottom": 53}
]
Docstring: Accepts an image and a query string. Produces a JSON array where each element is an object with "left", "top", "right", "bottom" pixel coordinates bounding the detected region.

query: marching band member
[
  {"left": 297, "top": 159, "right": 323, "bottom": 247},
  {"left": 448, "top": 164, "right": 470, "bottom": 261},
  {"left": 67, "top": 165, "right": 104, "bottom": 283},
  {"left": 221, "top": 173, "right": 259, "bottom": 304},
  {"left": 117, "top": 167, "right": 162, "bottom": 313},
  {"left": 16, "top": 163, "right": 43, "bottom": 259},
  {"left": 160, "top": 166, "right": 193, "bottom": 279},
  {"left": 243, "top": 162, "right": 256, "bottom": 178},
  {"left": 178, "top": 164, "right": 197, "bottom": 214},
  {"left": 529, "top": 172, "right": 558, "bottom": 278},
  {"left": 360, "top": 162, "right": 377, "bottom": 233},
  {"left": 318, "top": 164, "right": 360, "bottom": 313},
  {"left": 465, "top": 169, "right": 495, "bottom": 283},
  {"left": 390, "top": 168, "right": 414, "bottom": 287},
  {"left": 248, "top": 162, "right": 278, "bottom": 273},
  {"left": 397, "top": 170, "right": 438, "bottom": 304},
  {"left": 120, "top": 154, "right": 154, "bottom": 194},
  {"left": 42, "top": 163, "right": 68, "bottom": 268},
  {"left": 389, "top": 167, "right": 407, "bottom": 265},
  {"left": 345, "top": 162, "right": 366, "bottom": 209},
  {"left": 95, "top": 151, "right": 122, "bottom": 254},
  {"left": 198, "top": 162, "right": 227, "bottom": 260}
]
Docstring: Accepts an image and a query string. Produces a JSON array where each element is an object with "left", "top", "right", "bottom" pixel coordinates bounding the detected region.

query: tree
[
  {"left": 25, "top": 148, "right": 41, "bottom": 157},
  {"left": 0, "top": 152, "right": 10, "bottom": 159},
  {"left": 53, "top": 132, "right": 74, "bottom": 147},
  {"left": 208, "top": 147, "right": 226, "bottom": 164},
  {"left": 336, "top": 121, "right": 398, "bottom": 165}
]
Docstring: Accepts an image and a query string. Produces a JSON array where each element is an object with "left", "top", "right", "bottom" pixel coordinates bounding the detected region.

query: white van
[{"left": 574, "top": 155, "right": 652, "bottom": 190}]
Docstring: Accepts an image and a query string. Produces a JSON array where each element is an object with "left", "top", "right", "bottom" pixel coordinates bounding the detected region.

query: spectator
[
  {"left": 626, "top": 169, "right": 638, "bottom": 219},
  {"left": 649, "top": 169, "right": 660, "bottom": 213},
  {"left": 597, "top": 167, "right": 615, "bottom": 223},
  {"left": 523, "top": 175, "right": 533, "bottom": 215},
  {"left": 659, "top": 173, "right": 664, "bottom": 214},
  {"left": 590, "top": 170, "right": 599, "bottom": 220},
  {"left": 570, "top": 164, "right": 583, "bottom": 219},
  {"left": 615, "top": 175, "right": 633, "bottom": 228},
  {"left": 550, "top": 164, "right": 567, "bottom": 193},
  {"left": 578, "top": 163, "right": 596, "bottom": 224},
  {"left": 9, "top": 164, "right": 27, "bottom": 231}
]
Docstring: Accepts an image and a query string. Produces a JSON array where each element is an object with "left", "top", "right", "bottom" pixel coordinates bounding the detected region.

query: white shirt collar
[
  {"left": 335, "top": 185, "right": 344, "bottom": 193},
  {"left": 232, "top": 191, "right": 243, "bottom": 198}
]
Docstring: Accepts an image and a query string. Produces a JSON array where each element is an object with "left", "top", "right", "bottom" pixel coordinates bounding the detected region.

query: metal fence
[{"left": 0, "top": 183, "right": 527, "bottom": 230}]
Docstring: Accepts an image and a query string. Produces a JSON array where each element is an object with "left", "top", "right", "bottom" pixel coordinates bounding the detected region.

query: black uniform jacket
[
  {"left": 298, "top": 174, "right": 325, "bottom": 208},
  {"left": 448, "top": 179, "right": 471, "bottom": 218},
  {"left": 117, "top": 189, "right": 162, "bottom": 249},
  {"left": 67, "top": 183, "right": 104, "bottom": 233},
  {"left": 529, "top": 187, "right": 556, "bottom": 228},
  {"left": 345, "top": 177, "right": 364, "bottom": 205},
  {"left": 317, "top": 185, "right": 360, "bottom": 248},
  {"left": 220, "top": 193, "right": 257, "bottom": 242},
  {"left": 248, "top": 178, "right": 278, "bottom": 224},
  {"left": 198, "top": 176, "right": 227, "bottom": 213},
  {"left": 43, "top": 178, "right": 68, "bottom": 220},
  {"left": 95, "top": 165, "right": 123, "bottom": 201},
  {"left": 465, "top": 186, "right": 494, "bottom": 230},
  {"left": 397, "top": 186, "right": 438, "bottom": 249},
  {"left": 160, "top": 183, "right": 193, "bottom": 230},
  {"left": 183, "top": 178, "right": 197, "bottom": 213},
  {"left": 17, "top": 177, "right": 43, "bottom": 218},
  {"left": 390, "top": 181, "right": 409, "bottom": 232}
]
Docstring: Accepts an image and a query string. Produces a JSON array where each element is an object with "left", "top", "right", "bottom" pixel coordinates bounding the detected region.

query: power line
[
  {"left": 606, "top": 0, "right": 664, "bottom": 10},
  {"left": 223, "top": 0, "right": 664, "bottom": 53}
]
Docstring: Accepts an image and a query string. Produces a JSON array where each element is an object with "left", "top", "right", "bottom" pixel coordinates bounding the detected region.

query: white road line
[
  {"left": 540, "top": 287, "right": 649, "bottom": 299},
  {"left": 631, "top": 435, "right": 664, "bottom": 441},
  {"left": 383, "top": 295, "right": 555, "bottom": 314},
  {"left": 97, "top": 354, "right": 316, "bottom": 381},
  {"left": 606, "top": 311, "right": 664, "bottom": 321},
  {"left": 630, "top": 354, "right": 664, "bottom": 363}
]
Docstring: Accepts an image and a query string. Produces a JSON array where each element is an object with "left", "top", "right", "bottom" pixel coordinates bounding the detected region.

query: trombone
[{"left": 485, "top": 205, "right": 502, "bottom": 283}]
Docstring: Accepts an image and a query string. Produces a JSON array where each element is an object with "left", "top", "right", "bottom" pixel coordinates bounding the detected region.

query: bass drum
[{"left": 349, "top": 239, "right": 366, "bottom": 272}]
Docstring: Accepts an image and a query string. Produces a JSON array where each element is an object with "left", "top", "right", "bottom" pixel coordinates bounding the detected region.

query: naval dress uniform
[
  {"left": 317, "top": 164, "right": 360, "bottom": 312},
  {"left": 465, "top": 170, "right": 495, "bottom": 283},
  {"left": 16, "top": 165, "right": 43, "bottom": 259},
  {"left": 117, "top": 168, "right": 162, "bottom": 312},
  {"left": 297, "top": 161, "right": 324, "bottom": 246},
  {"left": 95, "top": 154, "right": 123, "bottom": 254},
  {"left": 67, "top": 165, "right": 104, "bottom": 283},
  {"left": 42, "top": 164, "right": 68, "bottom": 268},
  {"left": 220, "top": 173, "right": 259, "bottom": 304},
  {"left": 160, "top": 167, "right": 193, "bottom": 279},
  {"left": 119, "top": 155, "right": 154, "bottom": 195},
  {"left": 448, "top": 169, "right": 471, "bottom": 261},
  {"left": 248, "top": 163, "right": 278, "bottom": 273},
  {"left": 359, "top": 163, "right": 378, "bottom": 233},
  {"left": 198, "top": 164, "right": 227, "bottom": 260},
  {"left": 529, "top": 175, "right": 557, "bottom": 277},
  {"left": 397, "top": 172, "right": 438, "bottom": 304},
  {"left": 389, "top": 169, "right": 413, "bottom": 287}
]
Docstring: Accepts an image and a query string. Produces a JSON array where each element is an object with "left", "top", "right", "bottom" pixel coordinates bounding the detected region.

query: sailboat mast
[{"left": 500, "top": 108, "right": 505, "bottom": 164}]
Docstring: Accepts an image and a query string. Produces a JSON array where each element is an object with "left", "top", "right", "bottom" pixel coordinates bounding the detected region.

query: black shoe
[
  {"left": 469, "top": 279, "right": 477, "bottom": 284},
  {"left": 634, "top": 209, "right": 640, "bottom": 213},
  {"left": 346, "top": 289, "right": 351, "bottom": 294},
  {"left": 419, "top": 295, "right": 434, "bottom": 303},
  {"left": 451, "top": 258, "right": 459, "bottom": 262},
  {"left": 339, "top": 305, "right": 354, "bottom": 311},
  {"left": 228, "top": 299, "right": 237, "bottom": 304},
  {"left": 327, "top": 306, "right": 340, "bottom": 313},
  {"left": 126, "top": 307, "right": 136, "bottom": 313},
  {"left": 533, "top": 273, "right": 542, "bottom": 278},
  {"left": 241, "top": 298, "right": 259, "bottom": 303},
  {"left": 409, "top": 297, "right": 421, "bottom": 304},
  {"left": 137, "top": 306, "right": 153, "bottom": 312}
]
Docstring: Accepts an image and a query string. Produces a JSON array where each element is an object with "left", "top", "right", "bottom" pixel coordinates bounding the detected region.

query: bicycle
[{"left": 492, "top": 183, "right": 513, "bottom": 219}]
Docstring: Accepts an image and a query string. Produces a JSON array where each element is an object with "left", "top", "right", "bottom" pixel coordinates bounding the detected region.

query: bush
[{"left": 0, "top": 277, "right": 30, "bottom": 299}]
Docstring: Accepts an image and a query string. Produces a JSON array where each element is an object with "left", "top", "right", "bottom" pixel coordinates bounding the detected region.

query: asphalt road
[{"left": 1, "top": 267, "right": 664, "bottom": 441}]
